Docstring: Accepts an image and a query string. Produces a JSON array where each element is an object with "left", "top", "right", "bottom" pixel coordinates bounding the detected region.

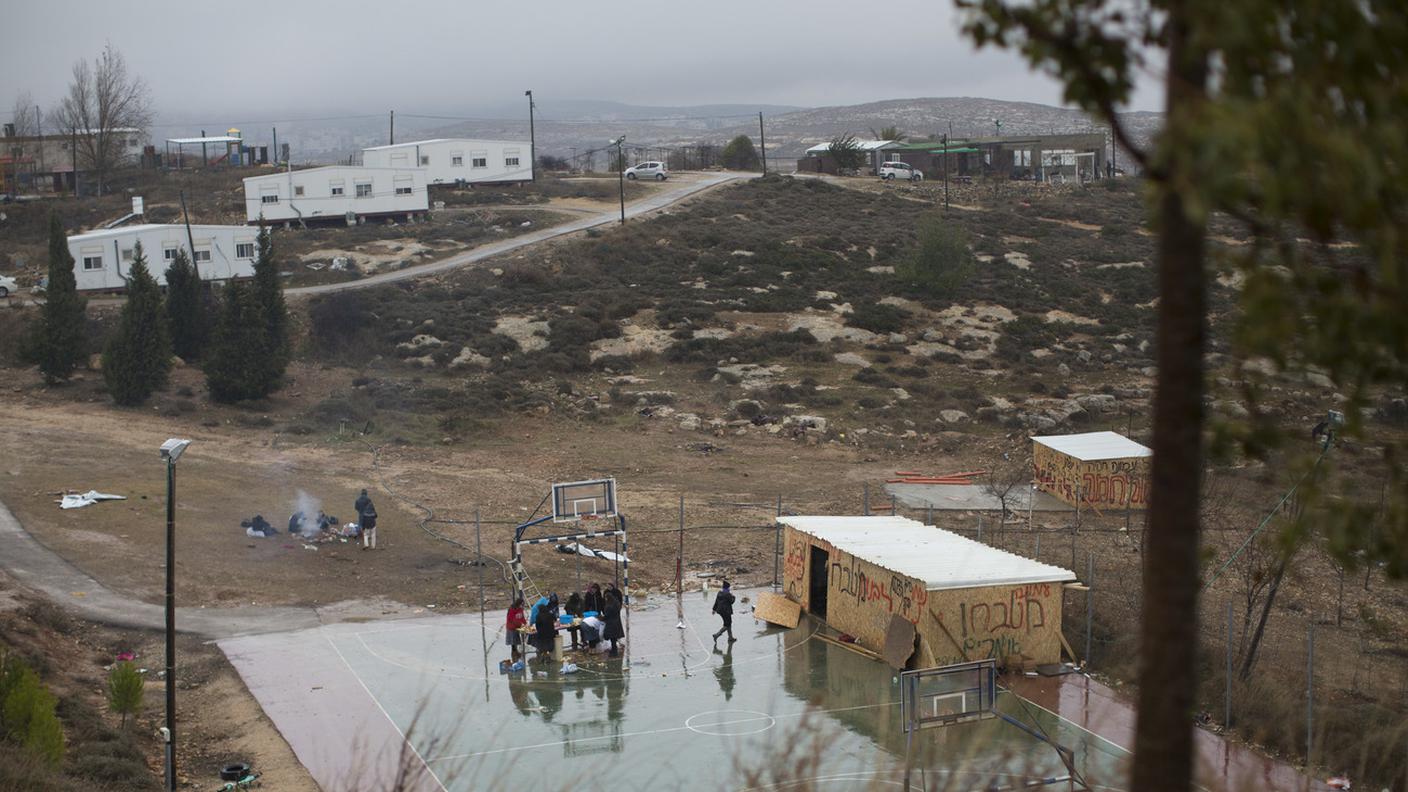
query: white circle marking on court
[{"left": 684, "top": 709, "right": 778, "bottom": 737}]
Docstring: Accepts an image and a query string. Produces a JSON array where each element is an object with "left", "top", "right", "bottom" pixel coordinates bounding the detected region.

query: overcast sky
[{"left": 3, "top": 0, "right": 1163, "bottom": 124}]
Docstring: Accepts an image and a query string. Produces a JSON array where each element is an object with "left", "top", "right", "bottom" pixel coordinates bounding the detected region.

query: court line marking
[
  {"left": 342, "top": 608, "right": 821, "bottom": 685},
  {"left": 423, "top": 701, "right": 897, "bottom": 764},
  {"left": 325, "top": 634, "right": 448, "bottom": 792},
  {"left": 739, "top": 769, "right": 1135, "bottom": 792},
  {"left": 685, "top": 709, "right": 778, "bottom": 736}
]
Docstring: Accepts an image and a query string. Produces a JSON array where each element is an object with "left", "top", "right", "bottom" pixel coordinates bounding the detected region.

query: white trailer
[
  {"left": 242, "top": 165, "right": 428, "bottom": 224},
  {"left": 67, "top": 224, "right": 258, "bottom": 292},
  {"left": 361, "top": 138, "right": 533, "bottom": 185}
]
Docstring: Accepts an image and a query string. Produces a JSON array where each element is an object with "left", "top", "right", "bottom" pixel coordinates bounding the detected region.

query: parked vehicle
[
  {"left": 0, "top": 274, "right": 17, "bottom": 298},
  {"left": 624, "top": 161, "right": 669, "bottom": 181},
  {"left": 879, "top": 162, "right": 923, "bottom": 182}
]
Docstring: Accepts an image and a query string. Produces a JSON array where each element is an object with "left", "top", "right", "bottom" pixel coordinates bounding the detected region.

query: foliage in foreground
[
  {"left": 896, "top": 215, "right": 975, "bottom": 298},
  {"left": 26, "top": 214, "right": 87, "bottom": 384}
]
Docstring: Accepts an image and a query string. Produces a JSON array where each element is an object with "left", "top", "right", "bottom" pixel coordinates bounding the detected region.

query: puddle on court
[{"left": 293, "top": 588, "right": 1131, "bottom": 791}]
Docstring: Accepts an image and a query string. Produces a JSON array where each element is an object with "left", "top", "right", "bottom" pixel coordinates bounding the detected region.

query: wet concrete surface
[
  {"left": 1007, "top": 672, "right": 1314, "bottom": 792},
  {"left": 222, "top": 588, "right": 1140, "bottom": 791}
]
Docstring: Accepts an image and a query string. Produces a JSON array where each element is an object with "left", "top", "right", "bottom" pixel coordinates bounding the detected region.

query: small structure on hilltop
[
  {"left": 361, "top": 138, "right": 533, "bottom": 185},
  {"left": 1031, "top": 430, "right": 1152, "bottom": 510},
  {"left": 242, "top": 165, "right": 428, "bottom": 224},
  {"left": 779, "top": 515, "right": 1075, "bottom": 669},
  {"left": 67, "top": 224, "right": 258, "bottom": 292}
]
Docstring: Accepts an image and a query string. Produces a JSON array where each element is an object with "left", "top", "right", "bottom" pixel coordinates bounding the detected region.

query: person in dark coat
[
  {"left": 602, "top": 589, "right": 625, "bottom": 657},
  {"left": 583, "top": 583, "right": 605, "bottom": 614},
  {"left": 532, "top": 597, "right": 559, "bottom": 662},
  {"left": 712, "top": 580, "right": 736, "bottom": 643},
  {"left": 354, "top": 489, "right": 371, "bottom": 517},
  {"left": 359, "top": 498, "right": 378, "bottom": 550},
  {"left": 563, "top": 592, "right": 584, "bottom": 649}
]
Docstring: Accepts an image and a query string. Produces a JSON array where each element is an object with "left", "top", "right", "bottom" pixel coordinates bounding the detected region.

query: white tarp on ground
[
  {"left": 58, "top": 491, "right": 126, "bottom": 509},
  {"left": 557, "top": 542, "right": 629, "bottom": 563}
]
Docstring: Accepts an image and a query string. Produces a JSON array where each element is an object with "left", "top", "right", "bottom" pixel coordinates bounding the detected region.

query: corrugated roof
[
  {"left": 362, "top": 137, "right": 530, "bottom": 151},
  {"left": 166, "top": 136, "right": 242, "bottom": 145},
  {"left": 68, "top": 223, "right": 251, "bottom": 242},
  {"left": 1031, "top": 431, "right": 1151, "bottom": 461},
  {"left": 804, "top": 140, "right": 900, "bottom": 153},
  {"left": 779, "top": 516, "right": 1075, "bottom": 591}
]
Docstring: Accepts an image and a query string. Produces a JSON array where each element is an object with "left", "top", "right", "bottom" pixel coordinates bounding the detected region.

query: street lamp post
[
  {"left": 611, "top": 136, "right": 626, "bottom": 225},
  {"left": 159, "top": 438, "right": 191, "bottom": 792},
  {"left": 525, "top": 90, "right": 536, "bottom": 183}
]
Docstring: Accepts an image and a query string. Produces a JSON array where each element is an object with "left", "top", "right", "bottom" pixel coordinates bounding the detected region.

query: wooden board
[
  {"left": 753, "top": 592, "right": 802, "bottom": 629},
  {"left": 815, "top": 632, "right": 883, "bottom": 661},
  {"left": 881, "top": 614, "right": 917, "bottom": 670}
]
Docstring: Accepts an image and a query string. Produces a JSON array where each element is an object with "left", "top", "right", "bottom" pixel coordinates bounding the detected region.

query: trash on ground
[{"left": 58, "top": 490, "right": 126, "bottom": 509}]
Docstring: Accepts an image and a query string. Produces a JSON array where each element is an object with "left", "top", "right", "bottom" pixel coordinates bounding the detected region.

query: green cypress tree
[
  {"left": 106, "top": 661, "right": 144, "bottom": 729},
  {"left": 163, "top": 248, "right": 208, "bottom": 362},
  {"left": 102, "top": 243, "right": 172, "bottom": 406},
  {"left": 249, "top": 225, "right": 288, "bottom": 395},
  {"left": 204, "top": 282, "right": 266, "bottom": 403},
  {"left": 28, "top": 214, "right": 88, "bottom": 383}
]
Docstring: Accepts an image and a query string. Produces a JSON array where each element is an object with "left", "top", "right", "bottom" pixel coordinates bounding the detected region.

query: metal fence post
[
  {"left": 1085, "top": 553, "right": 1094, "bottom": 668},
  {"left": 773, "top": 494, "right": 782, "bottom": 591},
  {"left": 864, "top": 483, "right": 871, "bottom": 516},
  {"left": 676, "top": 494, "right": 684, "bottom": 593},
  {"left": 977, "top": 514, "right": 983, "bottom": 542},
  {"left": 1225, "top": 600, "right": 1232, "bottom": 729},
  {"left": 1306, "top": 622, "right": 1315, "bottom": 768},
  {"left": 1035, "top": 534, "right": 1041, "bottom": 560}
]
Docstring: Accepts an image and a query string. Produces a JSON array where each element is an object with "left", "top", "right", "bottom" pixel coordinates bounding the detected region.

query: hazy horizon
[{"left": 2, "top": 0, "right": 1164, "bottom": 130}]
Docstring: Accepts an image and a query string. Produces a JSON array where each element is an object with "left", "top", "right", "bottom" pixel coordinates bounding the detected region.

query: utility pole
[
  {"left": 35, "top": 105, "right": 44, "bottom": 176},
  {"left": 272, "top": 127, "right": 278, "bottom": 165},
  {"left": 525, "top": 90, "right": 536, "bottom": 182},
  {"left": 616, "top": 137, "right": 626, "bottom": 224},
  {"left": 758, "top": 112, "right": 768, "bottom": 175},
  {"left": 942, "top": 133, "right": 950, "bottom": 211},
  {"left": 389, "top": 110, "right": 394, "bottom": 145},
  {"left": 201, "top": 130, "right": 207, "bottom": 168},
  {"left": 71, "top": 127, "right": 77, "bottom": 196}
]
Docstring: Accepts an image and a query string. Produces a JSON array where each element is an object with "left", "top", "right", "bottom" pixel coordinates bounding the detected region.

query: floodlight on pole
[
  {"left": 525, "top": 90, "right": 536, "bottom": 183},
  {"left": 611, "top": 136, "right": 626, "bottom": 225},
  {"left": 158, "top": 438, "right": 190, "bottom": 792}
]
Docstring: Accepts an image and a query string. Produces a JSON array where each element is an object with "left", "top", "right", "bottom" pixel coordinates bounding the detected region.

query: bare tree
[
  {"left": 10, "top": 91, "right": 41, "bottom": 136},
  {"left": 984, "top": 448, "right": 1031, "bottom": 528},
  {"left": 49, "top": 43, "right": 152, "bottom": 194}
]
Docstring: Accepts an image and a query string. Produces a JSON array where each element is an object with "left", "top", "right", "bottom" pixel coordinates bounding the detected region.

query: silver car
[
  {"left": 0, "top": 274, "right": 17, "bottom": 298},
  {"left": 624, "top": 161, "right": 669, "bottom": 181}
]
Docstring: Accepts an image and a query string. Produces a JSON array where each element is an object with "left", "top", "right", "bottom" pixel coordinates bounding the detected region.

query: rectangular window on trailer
[
  {"left": 294, "top": 185, "right": 305, "bottom": 197},
  {"left": 235, "top": 242, "right": 255, "bottom": 259},
  {"left": 121, "top": 248, "right": 134, "bottom": 262},
  {"left": 451, "top": 154, "right": 463, "bottom": 167},
  {"left": 193, "top": 248, "right": 211, "bottom": 263},
  {"left": 330, "top": 185, "right": 344, "bottom": 196},
  {"left": 471, "top": 152, "right": 487, "bottom": 168},
  {"left": 82, "top": 255, "right": 103, "bottom": 271},
  {"left": 163, "top": 248, "right": 179, "bottom": 261},
  {"left": 355, "top": 182, "right": 373, "bottom": 198},
  {"left": 505, "top": 157, "right": 520, "bottom": 167},
  {"left": 394, "top": 178, "right": 413, "bottom": 196},
  {"left": 420, "top": 155, "right": 429, "bottom": 165},
  {"left": 261, "top": 193, "right": 279, "bottom": 204}
]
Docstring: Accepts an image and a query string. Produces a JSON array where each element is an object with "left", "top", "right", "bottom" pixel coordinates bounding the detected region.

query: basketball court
[{"left": 220, "top": 587, "right": 1132, "bottom": 792}]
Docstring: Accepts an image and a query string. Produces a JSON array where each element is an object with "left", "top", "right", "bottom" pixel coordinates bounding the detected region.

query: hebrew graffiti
[{"left": 1033, "top": 444, "right": 1150, "bottom": 508}]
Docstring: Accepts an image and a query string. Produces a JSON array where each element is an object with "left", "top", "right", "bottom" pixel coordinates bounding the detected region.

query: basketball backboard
[
  {"left": 551, "top": 478, "right": 618, "bottom": 523},
  {"left": 900, "top": 659, "right": 999, "bottom": 732}
]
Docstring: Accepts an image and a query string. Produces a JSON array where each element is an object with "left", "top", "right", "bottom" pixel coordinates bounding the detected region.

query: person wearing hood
[{"left": 712, "top": 580, "right": 737, "bottom": 643}]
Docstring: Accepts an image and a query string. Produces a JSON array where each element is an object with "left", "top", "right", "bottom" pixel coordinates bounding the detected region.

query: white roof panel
[
  {"left": 780, "top": 516, "right": 1075, "bottom": 591},
  {"left": 68, "top": 223, "right": 251, "bottom": 242},
  {"left": 1031, "top": 431, "right": 1151, "bottom": 462},
  {"left": 804, "top": 139, "right": 900, "bottom": 153},
  {"left": 362, "top": 137, "right": 530, "bottom": 151},
  {"left": 166, "top": 136, "right": 242, "bottom": 144}
]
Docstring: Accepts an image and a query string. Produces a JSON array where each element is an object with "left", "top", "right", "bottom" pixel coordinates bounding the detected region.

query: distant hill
[
  {"left": 168, "top": 97, "right": 1159, "bottom": 167},
  {"left": 722, "top": 97, "right": 1163, "bottom": 160}
]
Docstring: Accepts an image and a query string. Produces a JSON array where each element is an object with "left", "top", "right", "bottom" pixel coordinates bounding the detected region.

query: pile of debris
[{"left": 885, "top": 469, "right": 986, "bottom": 485}]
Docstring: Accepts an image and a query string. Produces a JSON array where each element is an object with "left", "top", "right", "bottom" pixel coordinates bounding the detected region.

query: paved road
[
  {"left": 285, "top": 172, "right": 748, "bottom": 297},
  {"left": 0, "top": 496, "right": 319, "bottom": 637}
]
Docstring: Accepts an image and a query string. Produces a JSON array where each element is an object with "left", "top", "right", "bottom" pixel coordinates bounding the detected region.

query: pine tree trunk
[{"left": 1131, "top": 4, "right": 1209, "bottom": 790}]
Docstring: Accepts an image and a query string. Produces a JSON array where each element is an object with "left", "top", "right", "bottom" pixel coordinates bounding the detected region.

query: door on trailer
[{"left": 808, "top": 546, "right": 829, "bottom": 619}]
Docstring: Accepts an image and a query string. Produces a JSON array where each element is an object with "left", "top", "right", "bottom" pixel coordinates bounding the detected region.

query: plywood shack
[
  {"left": 1032, "top": 431, "right": 1152, "bottom": 510},
  {"left": 779, "top": 516, "right": 1075, "bottom": 668}
]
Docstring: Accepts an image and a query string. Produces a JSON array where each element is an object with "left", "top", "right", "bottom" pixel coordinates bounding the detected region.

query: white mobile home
[
  {"left": 361, "top": 138, "right": 533, "bottom": 185},
  {"left": 67, "top": 224, "right": 258, "bottom": 292},
  {"left": 242, "top": 165, "right": 428, "bottom": 224}
]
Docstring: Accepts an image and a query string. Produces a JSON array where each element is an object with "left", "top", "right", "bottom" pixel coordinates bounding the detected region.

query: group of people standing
[{"left": 507, "top": 582, "right": 626, "bottom": 664}]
